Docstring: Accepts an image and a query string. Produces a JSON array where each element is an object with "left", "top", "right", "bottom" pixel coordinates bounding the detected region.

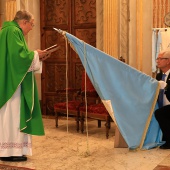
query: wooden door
[{"left": 40, "top": 0, "right": 96, "bottom": 115}]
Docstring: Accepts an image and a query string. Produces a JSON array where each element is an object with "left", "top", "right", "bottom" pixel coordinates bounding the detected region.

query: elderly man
[
  {"left": 0, "top": 10, "right": 49, "bottom": 161},
  {"left": 155, "top": 50, "right": 170, "bottom": 149}
]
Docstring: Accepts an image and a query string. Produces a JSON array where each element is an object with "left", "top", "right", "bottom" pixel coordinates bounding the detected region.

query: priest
[{"left": 0, "top": 10, "right": 49, "bottom": 161}]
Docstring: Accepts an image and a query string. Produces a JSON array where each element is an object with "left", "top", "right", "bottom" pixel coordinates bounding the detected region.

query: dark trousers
[{"left": 155, "top": 105, "right": 170, "bottom": 143}]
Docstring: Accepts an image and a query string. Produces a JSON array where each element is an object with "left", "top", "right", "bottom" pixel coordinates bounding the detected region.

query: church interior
[{"left": 1, "top": 0, "right": 170, "bottom": 169}]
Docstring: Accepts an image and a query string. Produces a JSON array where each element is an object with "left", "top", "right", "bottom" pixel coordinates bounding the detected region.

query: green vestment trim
[{"left": 0, "top": 21, "right": 45, "bottom": 136}]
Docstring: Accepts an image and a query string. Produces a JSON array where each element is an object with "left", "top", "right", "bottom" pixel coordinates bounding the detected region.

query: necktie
[{"left": 158, "top": 74, "right": 166, "bottom": 108}]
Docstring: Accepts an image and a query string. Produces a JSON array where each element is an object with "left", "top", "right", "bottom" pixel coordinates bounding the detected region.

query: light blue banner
[{"left": 65, "top": 32, "right": 163, "bottom": 150}]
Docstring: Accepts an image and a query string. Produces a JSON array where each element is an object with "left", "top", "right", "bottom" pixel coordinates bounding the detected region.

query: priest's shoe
[
  {"left": 0, "top": 156, "right": 27, "bottom": 162},
  {"left": 160, "top": 143, "right": 170, "bottom": 149}
]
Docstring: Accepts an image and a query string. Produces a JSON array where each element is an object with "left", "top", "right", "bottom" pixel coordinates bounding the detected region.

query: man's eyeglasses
[
  {"left": 26, "top": 21, "right": 35, "bottom": 27},
  {"left": 29, "top": 22, "right": 35, "bottom": 27},
  {"left": 156, "top": 58, "right": 169, "bottom": 61}
]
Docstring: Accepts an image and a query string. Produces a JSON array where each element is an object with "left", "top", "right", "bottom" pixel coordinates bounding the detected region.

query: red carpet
[{"left": 0, "top": 164, "right": 35, "bottom": 170}]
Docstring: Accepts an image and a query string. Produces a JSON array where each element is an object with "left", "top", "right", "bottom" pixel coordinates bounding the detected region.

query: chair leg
[
  {"left": 105, "top": 116, "right": 110, "bottom": 139},
  {"left": 76, "top": 112, "right": 80, "bottom": 132},
  {"left": 98, "top": 120, "right": 101, "bottom": 128},
  {"left": 81, "top": 114, "right": 85, "bottom": 133},
  {"left": 55, "top": 111, "right": 59, "bottom": 128}
]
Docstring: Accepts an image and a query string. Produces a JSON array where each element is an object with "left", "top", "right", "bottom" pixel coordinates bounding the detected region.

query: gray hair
[{"left": 13, "top": 10, "right": 33, "bottom": 22}]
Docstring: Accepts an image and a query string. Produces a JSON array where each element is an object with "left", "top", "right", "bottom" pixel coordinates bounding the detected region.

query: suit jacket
[{"left": 156, "top": 72, "right": 170, "bottom": 102}]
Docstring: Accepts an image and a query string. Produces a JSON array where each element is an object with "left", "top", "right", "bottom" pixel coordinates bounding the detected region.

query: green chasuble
[{"left": 0, "top": 21, "right": 45, "bottom": 136}]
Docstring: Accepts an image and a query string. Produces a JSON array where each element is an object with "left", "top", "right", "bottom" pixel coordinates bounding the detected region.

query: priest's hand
[
  {"left": 36, "top": 49, "right": 50, "bottom": 61},
  {"left": 41, "top": 52, "right": 52, "bottom": 61}
]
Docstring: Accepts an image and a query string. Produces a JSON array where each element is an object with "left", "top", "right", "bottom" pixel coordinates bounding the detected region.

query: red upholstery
[
  {"left": 54, "top": 70, "right": 99, "bottom": 132},
  {"left": 80, "top": 103, "right": 111, "bottom": 139},
  {"left": 54, "top": 71, "right": 97, "bottom": 112},
  {"left": 80, "top": 103, "right": 108, "bottom": 115}
]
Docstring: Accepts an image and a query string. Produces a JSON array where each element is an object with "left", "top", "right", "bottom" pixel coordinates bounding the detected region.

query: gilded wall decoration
[{"left": 153, "top": 0, "right": 170, "bottom": 28}]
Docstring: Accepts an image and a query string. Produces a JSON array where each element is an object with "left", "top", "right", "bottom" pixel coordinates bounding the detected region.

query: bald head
[
  {"left": 162, "top": 51, "right": 170, "bottom": 59},
  {"left": 157, "top": 50, "right": 170, "bottom": 73}
]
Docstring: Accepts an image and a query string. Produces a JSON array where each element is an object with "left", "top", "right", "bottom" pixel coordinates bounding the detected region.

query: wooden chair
[
  {"left": 54, "top": 71, "right": 98, "bottom": 132},
  {"left": 80, "top": 102, "right": 112, "bottom": 139}
]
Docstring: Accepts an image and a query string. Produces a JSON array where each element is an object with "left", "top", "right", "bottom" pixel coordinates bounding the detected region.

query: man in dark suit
[{"left": 155, "top": 50, "right": 170, "bottom": 149}]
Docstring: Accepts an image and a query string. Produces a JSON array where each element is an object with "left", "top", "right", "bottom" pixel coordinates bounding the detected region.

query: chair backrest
[{"left": 81, "top": 71, "right": 96, "bottom": 92}]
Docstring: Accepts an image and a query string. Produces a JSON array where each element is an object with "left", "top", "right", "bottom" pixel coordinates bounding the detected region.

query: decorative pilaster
[
  {"left": 103, "top": 0, "right": 119, "bottom": 58},
  {"left": 97, "top": 0, "right": 129, "bottom": 60}
]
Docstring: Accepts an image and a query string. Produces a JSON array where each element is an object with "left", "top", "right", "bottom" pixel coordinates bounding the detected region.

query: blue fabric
[
  {"left": 65, "top": 32, "right": 162, "bottom": 150},
  {"left": 143, "top": 103, "right": 165, "bottom": 149}
]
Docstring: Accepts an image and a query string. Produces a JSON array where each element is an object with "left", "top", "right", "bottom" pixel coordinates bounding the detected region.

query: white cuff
[{"left": 159, "top": 80, "right": 167, "bottom": 89}]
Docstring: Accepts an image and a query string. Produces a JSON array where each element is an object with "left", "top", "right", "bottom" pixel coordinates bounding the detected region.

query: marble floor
[{"left": 0, "top": 117, "right": 170, "bottom": 170}]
